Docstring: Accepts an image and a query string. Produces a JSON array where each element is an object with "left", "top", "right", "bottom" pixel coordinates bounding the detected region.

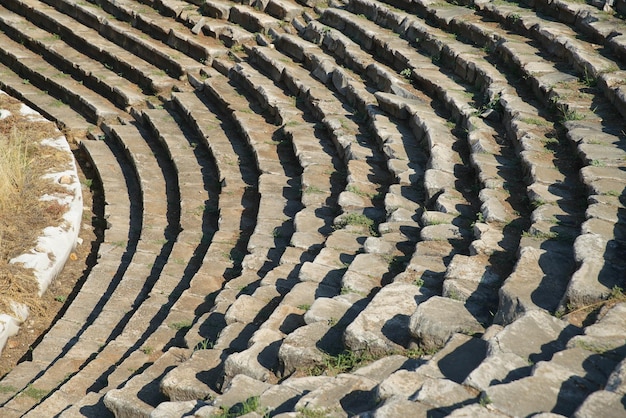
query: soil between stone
[{"left": 0, "top": 148, "right": 98, "bottom": 379}]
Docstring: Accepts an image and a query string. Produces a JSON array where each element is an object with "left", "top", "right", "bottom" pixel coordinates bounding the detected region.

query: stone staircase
[{"left": 0, "top": 0, "right": 624, "bottom": 416}]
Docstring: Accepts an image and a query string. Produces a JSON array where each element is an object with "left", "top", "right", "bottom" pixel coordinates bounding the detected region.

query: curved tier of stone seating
[
  {"left": 312, "top": 4, "right": 541, "bottom": 333},
  {"left": 36, "top": 0, "right": 206, "bottom": 80},
  {"left": 0, "top": 0, "right": 624, "bottom": 416},
  {"left": 402, "top": 0, "right": 625, "bottom": 312},
  {"left": 0, "top": 122, "right": 174, "bottom": 417},
  {"left": 1, "top": 0, "right": 181, "bottom": 94}
]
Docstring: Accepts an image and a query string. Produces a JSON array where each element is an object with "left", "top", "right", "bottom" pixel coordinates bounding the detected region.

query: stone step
[
  {"left": 524, "top": 0, "right": 626, "bottom": 62},
  {"left": 102, "top": 348, "right": 191, "bottom": 418},
  {"left": 0, "top": 4, "right": 146, "bottom": 110},
  {"left": 200, "top": 68, "right": 306, "bottom": 270},
  {"left": 465, "top": 309, "right": 577, "bottom": 392},
  {"left": 203, "top": 0, "right": 283, "bottom": 33},
  {"left": 273, "top": 32, "right": 378, "bottom": 114},
  {"left": 170, "top": 90, "right": 256, "bottom": 192},
  {"left": 250, "top": 40, "right": 386, "bottom": 168},
  {"left": 472, "top": 22, "right": 626, "bottom": 314},
  {"left": 3, "top": 0, "right": 177, "bottom": 93},
  {"left": 344, "top": 282, "right": 434, "bottom": 356},
  {"left": 382, "top": 0, "right": 620, "bottom": 326},
  {"left": 0, "top": 123, "right": 170, "bottom": 415},
  {"left": 82, "top": 0, "right": 221, "bottom": 63},
  {"left": 0, "top": 29, "right": 123, "bottom": 124},
  {"left": 31, "top": 0, "right": 206, "bottom": 79},
  {"left": 369, "top": 333, "right": 486, "bottom": 415},
  {"left": 0, "top": 61, "right": 97, "bottom": 135},
  {"left": 484, "top": 303, "right": 626, "bottom": 416},
  {"left": 495, "top": 239, "right": 576, "bottom": 326},
  {"left": 476, "top": 0, "right": 626, "bottom": 119},
  {"left": 245, "top": 43, "right": 393, "bottom": 252},
  {"left": 142, "top": 107, "right": 218, "bottom": 233},
  {"left": 0, "top": 138, "right": 128, "bottom": 406},
  {"left": 19, "top": 123, "right": 182, "bottom": 416},
  {"left": 226, "top": 61, "right": 341, "bottom": 240},
  {"left": 265, "top": 0, "right": 303, "bottom": 21}
]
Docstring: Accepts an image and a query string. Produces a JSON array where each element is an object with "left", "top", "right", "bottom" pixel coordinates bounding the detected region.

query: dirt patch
[
  {"left": 0, "top": 94, "right": 76, "bottom": 318},
  {"left": 0, "top": 93, "right": 100, "bottom": 378},
  {"left": 0, "top": 153, "right": 97, "bottom": 378}
]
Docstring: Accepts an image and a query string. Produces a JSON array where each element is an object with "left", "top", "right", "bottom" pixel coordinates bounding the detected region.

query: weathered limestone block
[
  {"left": 606, "top": 358, "right": 626, "bottom": 395},
  {"left": 224, "top": 295, "right": 269, "bottom": 325},
  {"left": 294, "top": 374, "right": 378, "bottom": 417},
  {"left": 561, "top": 233, "right": 626, "bottom": 309},
  {"left": 443, "top": 254, "right": 502, "bottom": 321},
  {"left": 223, "top": 328, "right": 283, "bottom": 383},
  {"left": 257, "top": 376, "right": 333, "bottom": 415},
  {"left": 572, "top": 390, "right": 626, "bottom": 418},
  {"left": 278, "top": 321, "right": 341, "bottom": 377},
  {"left": 160, "top": 349, "right": 222, "bottom": 401},
  {"left": 409, "top": 296, "right": 485, "bottom": 352},
  {"left": 353, "top": 355, "right": 418, "bottom": 382},
  {"left": 377, "top": 369, "right": 427, "bottom": 401},
  {"left": 446, "top": 404, "right": 511, "bottom": 417},
  {"left": 303, "top": 294, "right": 363, "bottom": 325},
  {"left": 345, "top": 283, "right": 433, "bottom": 355},
  {"left": 213, "top": 374, "right": 272, "bottom": 409},
  {"left": 495, "top": 243, "right": 574, "bottom": 325},
  {"left": 415, "top": 334, "right": 487, "bottom": 384},
  {"left": 465, "top": 310, "right": 574, "bottom": 391},
  {"left": 567, "top": 303, "right": 626, "bottom": 356},
  {"left": 416, "top": 378, "right": 479, "bottom": 414},
  {"left": 150, "top": 400, "right": 205, "bottom": 418},
  {"left": 485, "top": 362, "right": 597, "bottom": 417},
  {"left": 369, "top": 397, "right": 431, "bottom": 418}
]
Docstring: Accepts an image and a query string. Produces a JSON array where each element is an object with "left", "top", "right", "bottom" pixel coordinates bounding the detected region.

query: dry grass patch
[{"left": 0, "top": 93, "right": 72, "bottom": 317}]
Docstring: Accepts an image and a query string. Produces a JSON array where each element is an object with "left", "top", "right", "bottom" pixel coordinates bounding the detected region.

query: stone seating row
[
  {"left": 101, "top": 53, "right": 353, "bottom": 414},
  {"left": 1, "top": 122, "right": 171, "bottom": 416},
  {"left": 35, "top": 0, "right": 205, "bottom": 79},
  {"left": 0, "top": 4, "right": 145, "bottom": 111},
  {"left": 316, "top": 5, "right": 534, "bottom": 330},
  {"left": 24, "top": 90, "right": 261, "bottom": 416},
  {"left": 101, "top": 24, "right": 424, "bottom": 414},
  {"left": 3, "top": 0, "right": 178, "bottom": 93},
  {"left": 0, "top": 27, "right": 122, "bottom": 125},
  {"left": 0, "top": 60, "right": 98, "bottom": 136},
  {"left": 346, "top": 0, "right": 620, "bottom": 326}
]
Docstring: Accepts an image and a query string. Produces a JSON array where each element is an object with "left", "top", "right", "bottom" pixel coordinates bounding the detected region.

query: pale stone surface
[
  {"left": 464, "top": 351, "right": 531, "bottom": 392},
  {"left": 294, "top": 374, "right": 378, "bottom": 417},
  {"left": 345, "top": 283, "right": 433, "bottom": 355},
  {"left": 149, "top": 400, "right": 201, "bottom": 418},
  {"left": 223, "top": 328, "right": 283, "bottom": 383},
  {"left": 572, "top": 390, "right": 626, "bottom": 418},
  {"left": 409, "top": 296, "right": 485, "bottom": 352},
  {"left": 567, "top": 303, "right": 626, "bottom": 356},
  {"left": 278, "top": 322, "right": 338, "bottom": 376},
  {"left": 561, "top": 233, "right": 626, "bottom": 309},
  {"left": 495, "top": 243, "right": 574, "bottom": 325},
  {"left": 303, "top": 296, "right": 357, "bottom": 325},
  {"left": 416, "top": 378, "right": 479, "bottom": 412},
  {"left": 160, "top": 350, "right": 222, "bottom": 401},
  {"left": 606, "top": 358, "right": 626, "bottom": 395},
  {"left": 224, "top": 295, "right": 269, "bottom": 325},
  {"left": 353, "top": 355, "right": 416, "bottom": 382},
  {"left": 485, "top": 362, "right": 596, "bottom": 417},
  {"left": 417, "top": 334, "right": 488, "bottom": 384},
  {"left": 370, "top": 397, "right": 431, "bottom": 418},
  {"left": 377, "top": 369, "right": 427, "bottom": 401},
  {"left": 213, "top": 374, "right": 272, "bottom": 409},
  {"left": 446, "top": 404, "right": 511, "bottom": 417}
]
